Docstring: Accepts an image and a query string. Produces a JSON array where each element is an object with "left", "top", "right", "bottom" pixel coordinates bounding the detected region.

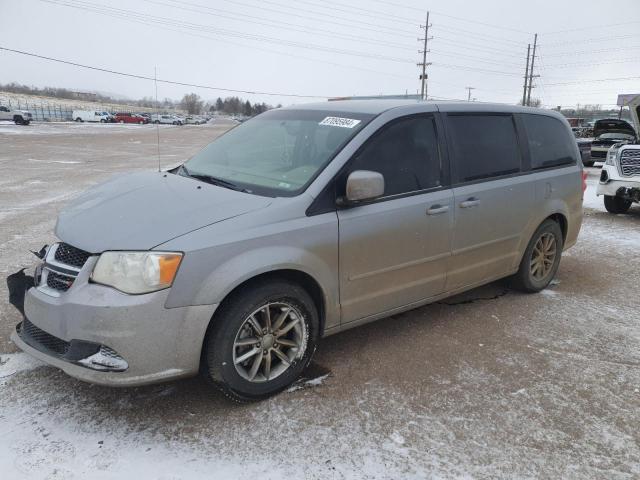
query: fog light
[{"left": 78, "top": 346, "right": 128, "bottom": 372}]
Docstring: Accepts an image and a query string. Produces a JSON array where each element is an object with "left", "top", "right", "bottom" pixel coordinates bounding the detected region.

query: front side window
[
  {"left": 522, "top": 114, "right": 577, "bottom": 169},
  {"left": 348, "top": 115, "right": 441, "bottom": 197},
  {"left": 448, "top": 114, "right": 521, "bottom": 182},
  {"left": 184, "top": 109, "right": 373, "bottom": 196}
]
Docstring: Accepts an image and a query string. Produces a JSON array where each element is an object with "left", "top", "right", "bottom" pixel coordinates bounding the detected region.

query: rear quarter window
[
  {"left": 522, "top": 114, "right": 576, "bottom": 169},
  {"left": 448, "top": 114, "right": 522, "bottom": 183}
]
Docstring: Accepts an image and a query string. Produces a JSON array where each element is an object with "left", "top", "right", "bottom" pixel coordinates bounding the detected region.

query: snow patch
[
  {"left": 0, "top": 353, "right": 43, "bottom": 380},
  {"left": 286, "top": 373, "right": 330, "bottom": 392}
]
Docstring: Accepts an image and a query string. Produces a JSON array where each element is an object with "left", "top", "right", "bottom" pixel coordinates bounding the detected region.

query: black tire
[
  {"left": 154, "top": 120, "right": 160, "bottom": 124},
  {"left": 604, "top": 195, "right": 632, "bottom": 214},
  {"left": 510, "top": 219, "right": 564, "bottom": 293},
  {"left": 14, "top": 116, "right": 24, "bottom": 125},
  {"left": 100, "top": 119, "right": 106, "bottom": 123},
  {"left": 202, "top": 279, "right": 320, "bottom": 403},
  {"left": 75, "top": 117, "right": 82, "bottom": 122},
  {"left": 23, "top": 120, "right": 30, "bottom": 125}
]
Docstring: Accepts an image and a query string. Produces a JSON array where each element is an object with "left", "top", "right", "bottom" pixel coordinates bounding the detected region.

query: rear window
[
  {"left": 522, "top": 114, "right": 576, "bottom": 169},
  {"left": 448, "top": 114, "right": 522, "bottom": 182}
]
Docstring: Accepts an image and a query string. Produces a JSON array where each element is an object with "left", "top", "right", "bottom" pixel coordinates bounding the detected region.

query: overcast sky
[{"left": 1, "top": 0, "right": 639, "bottom": 108}]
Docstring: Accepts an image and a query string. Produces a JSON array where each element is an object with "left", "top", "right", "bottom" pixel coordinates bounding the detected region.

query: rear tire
[
  {"left": 510, "top": 219, "right": 563, "bottom": 293},
  {"left": 202, "top": 279, "right": 319, "bottom": 403},
  {"left": 604, "top": 195, "right": 631, "bottom": 214},
  {"left": 14, "top": 116, "right": 24, "bottom": 125},
  {"left": 75, "top": 117, "right": 82, "bottom": 122}
]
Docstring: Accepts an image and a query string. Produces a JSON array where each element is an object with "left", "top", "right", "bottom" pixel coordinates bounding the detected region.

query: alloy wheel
[
  {"left": 232, "top": 302, "right": 307, "bottom": 383},
  {"left": 530, "top": 232, "right": 556, "bottom": 280}
]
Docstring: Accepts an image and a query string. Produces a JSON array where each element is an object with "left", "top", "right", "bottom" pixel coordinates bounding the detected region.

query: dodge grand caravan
[{"left": 12, "top": 101, "right": 583, "bottom": 401}]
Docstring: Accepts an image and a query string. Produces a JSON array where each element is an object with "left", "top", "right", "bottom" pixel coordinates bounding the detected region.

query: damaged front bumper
[{"left": 7, "top": 259, "right": 218, "bottom": 387}]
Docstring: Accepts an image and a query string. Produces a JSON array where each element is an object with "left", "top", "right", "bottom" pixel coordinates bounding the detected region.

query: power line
[
  {"left": 40, "top": 0, "right": 414, "bottom": 63},
  {"left": 545, "top": 76, "right": 640, "bottom": 86},
  {"left": 365, "top": 0, "right": 532, "bottom": 35},
  {"left": 540, "top": 33, "right": 640, "bottom": 47},
  {"left": 543, "top": 20, "right": 640, "bottom": 35},
  {"left": 541, "top": 46, "right": 640, "bottom": 57},
  {"left": 141, "top": 0, "right": 413, "bottom": 50},
  {"left": 0, "top": 46, "right": 330, "bottom": 98},
  {"left": 431, "top": 62, "right": 522, "bottom": 77},
  {"left": 220, "top": 0, "right": 416, "bottom": 37},
  {"left": 430, "top": 24, "right": 528, "bottom": 47}
]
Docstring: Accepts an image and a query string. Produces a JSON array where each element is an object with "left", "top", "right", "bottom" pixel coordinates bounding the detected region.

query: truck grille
[
  {"left": 19, "top": 318, "right": 70, "bottom": 356},
  {"left": 54, "top": 243, "right": 92, "bottom": 269},
  {"left": 620, "top": 149, "right": 640, "bottom": 177}
]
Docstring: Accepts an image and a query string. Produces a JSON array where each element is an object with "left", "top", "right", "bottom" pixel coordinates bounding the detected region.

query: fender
[{"left": 165, "top": 245, "right": 341, "bottom": 330}]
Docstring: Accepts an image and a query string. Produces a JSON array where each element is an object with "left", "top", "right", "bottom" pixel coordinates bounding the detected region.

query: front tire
[
  {"left": 510, "top": 219, "right": 563, "bottom": 293},
  {"left": 604, "top": 195, "right": 631, "bottom": 214},
  {"left": 203, "top": 280, "right": 319, "bottom": 402}
]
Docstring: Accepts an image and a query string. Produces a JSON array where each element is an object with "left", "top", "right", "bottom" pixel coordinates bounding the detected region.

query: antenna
[{"left": 154, "top": 66, "right": 161, "bottom": 172}]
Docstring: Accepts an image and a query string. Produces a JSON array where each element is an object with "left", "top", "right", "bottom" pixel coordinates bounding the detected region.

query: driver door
[{"left": 338, "top": 114, "right": 453, "bottom": 323}]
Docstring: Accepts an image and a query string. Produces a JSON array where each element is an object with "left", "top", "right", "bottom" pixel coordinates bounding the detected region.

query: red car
[{"left": 114, "top": 112, "right": 148, "bottom": 124}]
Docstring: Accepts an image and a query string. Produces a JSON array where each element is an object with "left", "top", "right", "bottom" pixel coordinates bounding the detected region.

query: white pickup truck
[
  {"left": 597, "top": 96, "right": 640, "bottom": 213},
  {"left": 0, "top": 105, "right": 33, "bottom": 125}
]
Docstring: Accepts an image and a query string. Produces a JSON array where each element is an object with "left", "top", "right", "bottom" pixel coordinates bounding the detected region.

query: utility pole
[
  {"left": 522, "top": 44, "right": 530, "bottom": 106},
  {"left": 526, "top": 33, "right": 539, "bottom": 106},
  {"left": 417, "top": 11, "right": 432, "bottom": 100},
  {"left": 466, "top": 87, "right": 475, "bottom": 101}
]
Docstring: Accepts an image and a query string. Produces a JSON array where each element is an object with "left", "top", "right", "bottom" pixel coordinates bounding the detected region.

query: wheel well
[
  {"left": 214, "top": 269, "right": 326, "bottom": 335},
  {"left": 547, "top": 213, "right": 567, "bottom": 242}
]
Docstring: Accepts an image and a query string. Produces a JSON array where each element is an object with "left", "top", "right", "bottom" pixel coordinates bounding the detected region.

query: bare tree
[{"left": 180, "top": 93, "right": 204, "bottom": 114}]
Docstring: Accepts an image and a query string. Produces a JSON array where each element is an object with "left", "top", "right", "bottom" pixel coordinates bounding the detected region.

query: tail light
[{"left": 582, "top": 171, "right": 588, "bottom": 192}]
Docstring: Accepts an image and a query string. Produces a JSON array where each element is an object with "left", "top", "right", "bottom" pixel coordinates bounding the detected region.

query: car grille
[
  {"left": 19, "top": 318, "right": 70, "bottom": 356},
  {"left": 620, "top": 149, "right": 640, "bottom": 177},
  {"left": 54, "top": 243, "right": 92, "bottom": 269},
  {"left": 39, "top": 243, "right": 94, "bottom": 294},
  {"left": 46, "top": 270, "right": 75, "bottom": 292}
]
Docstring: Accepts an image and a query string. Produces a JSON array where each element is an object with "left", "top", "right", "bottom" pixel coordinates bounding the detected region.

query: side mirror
[{"left": 344, "top": 170, "right": 385, "bottom": 203}]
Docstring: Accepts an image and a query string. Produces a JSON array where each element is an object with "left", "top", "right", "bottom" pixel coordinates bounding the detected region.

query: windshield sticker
[{"left": 319, "top": 116, "right": 361, "bottom": 128}]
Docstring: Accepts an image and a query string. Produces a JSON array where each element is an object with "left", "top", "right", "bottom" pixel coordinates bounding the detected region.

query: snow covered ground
[{"left": 0, "top": 130, "right": 639, "bottom": 479}]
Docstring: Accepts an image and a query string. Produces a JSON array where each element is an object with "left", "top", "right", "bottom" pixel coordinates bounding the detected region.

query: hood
[
  {"left": 56, "top": 171, "right": 272, "bottom": 252},
  {"left": 593, "top": 118, "right": 636, "bottom": 138},
  {"left": 629, "top": 95, "right": 640, "bottom": 136}
]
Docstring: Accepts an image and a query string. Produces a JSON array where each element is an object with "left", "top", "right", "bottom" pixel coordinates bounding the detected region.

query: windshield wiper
[{"left": 179, "top": 165, "right": 249, "bottom": 192}]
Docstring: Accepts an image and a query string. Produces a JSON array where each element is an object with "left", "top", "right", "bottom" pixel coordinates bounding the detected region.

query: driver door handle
[
  {"left": 459, "top": 197, "right": 480, "bottom": 208},
  {"left": 426, "top": 205, "right": 449, "bottom": 215}
]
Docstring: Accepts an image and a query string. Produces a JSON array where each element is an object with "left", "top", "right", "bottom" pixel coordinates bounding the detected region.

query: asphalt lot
[{"left": 0, "top": 122, "right": 639, "bottom": 479}]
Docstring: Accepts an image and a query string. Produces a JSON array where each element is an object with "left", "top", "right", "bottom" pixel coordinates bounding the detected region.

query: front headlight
[
  {"left": 91, "top": 251, "right": 183, "bottom": 294},
  {"left": 605, "top": 149, "right": 617, "bottom": 166}
]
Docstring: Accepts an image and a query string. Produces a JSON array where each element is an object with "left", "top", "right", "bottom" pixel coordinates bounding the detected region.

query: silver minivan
[{"left": 13, "top": 100, "right": 583, "bottom": 401}]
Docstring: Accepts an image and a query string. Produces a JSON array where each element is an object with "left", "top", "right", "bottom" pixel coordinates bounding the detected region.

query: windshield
[
  {"left": 183, "top": 109, "right": 373, "bottom": 196},
  {"left": 599, "top": 132, "right": 634, "bottom": 140}
]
